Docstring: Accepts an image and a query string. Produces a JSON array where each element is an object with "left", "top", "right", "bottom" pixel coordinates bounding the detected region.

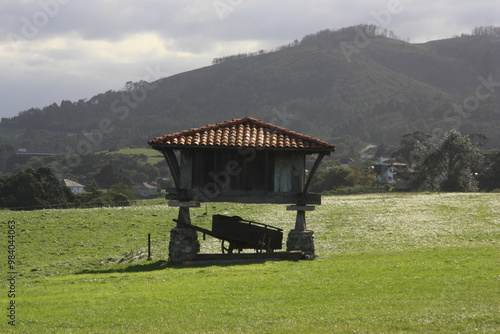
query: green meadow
[
  {"left": 1, "top": 193, "right": 499, "bottom": 333},
  {"left": 105, "top": 147, "right": 164, "bottom": 164}
]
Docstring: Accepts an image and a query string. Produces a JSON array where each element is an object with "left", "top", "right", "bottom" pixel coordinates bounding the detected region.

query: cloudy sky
[{"left": 1, "top": 0, "right": 498, "bottom": 119}]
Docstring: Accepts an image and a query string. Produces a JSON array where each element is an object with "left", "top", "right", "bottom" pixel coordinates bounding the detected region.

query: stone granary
[{"left": 148, "top": 117, "right": 335, "bottom": 262}]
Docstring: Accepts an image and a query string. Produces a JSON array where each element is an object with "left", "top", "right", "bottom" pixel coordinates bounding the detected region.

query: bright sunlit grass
[{"left": 1, "top": 193, "right": 499, "bottom": 333}]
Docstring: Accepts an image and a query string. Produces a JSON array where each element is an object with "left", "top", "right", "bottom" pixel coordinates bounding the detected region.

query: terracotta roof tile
[{"left": 148, "top": 117, "right": 335, "bottom": 152}]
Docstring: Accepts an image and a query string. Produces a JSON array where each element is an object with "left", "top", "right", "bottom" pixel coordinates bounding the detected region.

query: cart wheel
[
  {"left": 221, "top": 240, "right": 232, "bottom": 254},
  {"left": 255, "top": 235, "right": 264, "bottom": 253},
  {"left": 257, "top": 233, "right": 272, "bottom": 253},
  {"left": 265, "top": 235, "right": 273, "bottom": 253}
]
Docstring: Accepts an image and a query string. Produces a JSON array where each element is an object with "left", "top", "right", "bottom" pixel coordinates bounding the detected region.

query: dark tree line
[
  {"left": 212, "top": 40, "right": 299, "bottom": 65},
  {"left": 311, "top": 160, "right": 376, "bottom": 193},
  {"left": 0, "top": 167, "right": 74, "bottom": 210},
  {"left": 392, "top": 130, "right": 499, "bottom": 192},
  {"left": 0, "top": 167, "right": 135, "bottom": 210},
  {"left": 211, "top": 24, "right": 408, "bottom": 66},
  {"left": 0, "top": 150, "right": 168, "bottom": 210},
  {"left": 311, "top": 130, "right": 500, "bottom": 193},
  {"left": 471, "top": 26, "right": 500, "bottom": 38},
  {"left": 300, "top": 24, "right": 404, "bottom": 47},
  {"left": 0, "top": 149, "right": 164, "bottom": 188},
  {"left": 210, "top": 25, "right": 500, "bottom": 66}
]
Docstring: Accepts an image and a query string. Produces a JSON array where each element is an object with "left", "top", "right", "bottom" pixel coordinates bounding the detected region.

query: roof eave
[{"left": 149, "top": 143, "right": 333, "bottom": 154}]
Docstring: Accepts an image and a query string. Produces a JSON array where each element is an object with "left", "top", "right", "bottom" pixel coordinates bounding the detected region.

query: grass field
[
  {"left": 1, "top": 193, "right": 499, "bottom": 333},
  {"left": 105, "top": 147, "right": 164, "bottom": 164}
]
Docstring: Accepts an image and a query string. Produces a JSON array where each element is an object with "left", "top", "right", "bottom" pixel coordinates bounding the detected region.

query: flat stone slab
[
  {"left": 168, "top": 201, "right": 201, "bottom": 207},
  {"left": 186, "top": 251, "right": 304, "bottom": 264},
  {"left": 286, "top": 205, "right": 315, "bottom": 211}
]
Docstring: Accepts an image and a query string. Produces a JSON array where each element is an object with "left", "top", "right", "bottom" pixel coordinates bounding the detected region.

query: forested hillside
[{"left": 1, "top": 25, "right": 499, "bottom": 159}]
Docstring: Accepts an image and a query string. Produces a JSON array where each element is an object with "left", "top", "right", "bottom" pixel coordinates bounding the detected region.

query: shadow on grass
[
  {"left": 76, "top": 260, "right": 170, "bottom": 275},
  {"left": 76, "top": 258, "right": 269, "bottom": 275}
]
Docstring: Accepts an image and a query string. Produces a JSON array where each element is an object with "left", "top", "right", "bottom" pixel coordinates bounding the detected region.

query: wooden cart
[{"left": 177, "top": 214, "right": 283, "bottom": 254}]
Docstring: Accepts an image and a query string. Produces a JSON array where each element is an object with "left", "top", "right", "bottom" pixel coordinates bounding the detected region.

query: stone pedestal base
[
  {"left": 286, "top": 230, "right": 315, "bottom": 259},
  {"left": 168, "top": 227, "right": 200, "bottom": 263}
]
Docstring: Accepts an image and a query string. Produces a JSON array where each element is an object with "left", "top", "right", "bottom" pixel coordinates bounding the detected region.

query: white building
[
  {"left": 60, "top": 179, "right": 85, "bottom": 195},
  {"left": 374, "top": 161, "right": 415, "bottom": 190},
  {"left": 133, "top": 182, "right": 158, "bottom": 198}
]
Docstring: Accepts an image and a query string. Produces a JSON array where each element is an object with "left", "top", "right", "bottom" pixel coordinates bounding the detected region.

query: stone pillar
[
  {"left": 167, "top": 201, "right": 201, "bottom": 264},
  {"left": 286, "top": 205, "right": 316, "bottom": 259},
  {"left": 168, "top": 227, "right": 200, "bottom": 263},
  {"left": 286, "top": 230, "right": 315, "bottom": 259}
]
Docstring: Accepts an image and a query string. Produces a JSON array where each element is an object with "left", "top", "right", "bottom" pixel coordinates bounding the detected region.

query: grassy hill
[
  {"left": 2, "top": 192, "right": 499, "bottom": 333},
  {"left": 1, "top": 26, "right": 500, "bottom": 155},
  {"left": 104, "top": 147, "right": 164, "bottom": 164}
]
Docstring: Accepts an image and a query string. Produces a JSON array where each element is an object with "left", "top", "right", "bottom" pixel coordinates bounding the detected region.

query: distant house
[
  {"left": 360, "top": 152, "right": 375, "bottom": 160},
  {"left": 60, "top": 179, "right": 85, "bottom": 194},
  {"left": 374, "top": 162, "right": 415, "bottom": 190},
  {"left": 339, "top": 157, "right": 355, "bottom": 168},
  {"left": 134, "top": 182, "right": 158, "bottom": 198},
  {"left": 156, "top": 177, "right": 173, "bottom": 189}
]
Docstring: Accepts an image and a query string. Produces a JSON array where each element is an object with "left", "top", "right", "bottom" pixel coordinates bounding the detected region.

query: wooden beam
[
  {"left": 167, "top": 190, "right": 322, "bottom": 205},
  {"left": 303, "top": 153, "right": 325, "bottom": 196},
  {"left": 162, "top": 150, "right": 181, "bottom": 192},
  {"left": 294, "top": 210, "right": 307, "bottom": 231},
  {"left": 286, "top": 205, "right": 315, "bottom": 211}
]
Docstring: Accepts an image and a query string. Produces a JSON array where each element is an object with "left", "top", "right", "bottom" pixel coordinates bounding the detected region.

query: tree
[
  {"left": 346, "top": 160, "right": 376, "bottom": 188},
  {"left": 472, "top": 25, "right": 500, "bottom": 38},
  {"left": 409, "top": 130, "right": 485, "bottom": 191},
  {"left": 373, "top": 143, "right": 387, "bottom": 160},
  {"left": 75, "top": 180, "right": 103, "bottom": 208},
  {"left": 0, "top": 167, "right": 74, "bottom": 210},
  {"left": 0, "top": 168, "right": 45, "bottom": 209},
  {"left": 311, "top": 160, "right": 375, "bottom": 192},
  {"left": 109, "top": 184, "right": 135, "bottom": 203},
  {"left": 0, "top": 142, "right": 14, "bottom": 173},
  {"left": 75, "top": 182, "right": 132, "bottom": 208},
  {"left": 392, "top": 131, "right": 432, "bottom": 167},
  {"left": 94, "top": 164, "right": 133, "bottom": 188},
  {"left": 312, "top": 166, "right": 352, "bottom": 192},
  {"left": 478, "top": 150, "right": 500, "bottom": 191},
  {"left": 35, "top": 166, "right": 75, "bottom": 207}
]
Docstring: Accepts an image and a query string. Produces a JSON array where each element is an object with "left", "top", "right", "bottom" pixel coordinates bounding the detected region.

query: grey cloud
[{"left": 1, "top": 0, "right": 499, "bottom": 118}]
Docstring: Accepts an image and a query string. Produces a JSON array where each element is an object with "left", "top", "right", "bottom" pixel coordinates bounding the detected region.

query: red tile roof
[{"left": 149, "top": 117, "right": 335, "bottom": 152}]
